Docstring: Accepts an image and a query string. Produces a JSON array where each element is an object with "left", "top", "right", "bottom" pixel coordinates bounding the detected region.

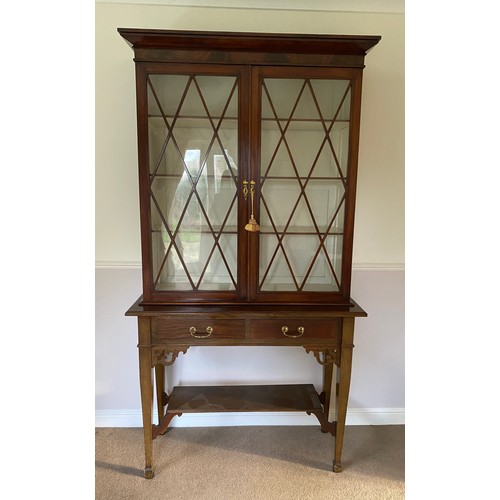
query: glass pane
[
  {"left": 259, "top": 77, "right": 350, "bottom": 293},
  {"left": 301, "top": 235, "right": 343, "bottom": 292},
  {"left": 148, "top": 74, "right": 238, "bottom": 291},
  {"left": 259, "top": 234, "right": 296, "bottom": 292}
]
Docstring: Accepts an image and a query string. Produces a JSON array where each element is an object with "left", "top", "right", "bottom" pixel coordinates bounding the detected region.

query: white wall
[{"left": 95, "top": 1, "right": 404, "bottom": 426}]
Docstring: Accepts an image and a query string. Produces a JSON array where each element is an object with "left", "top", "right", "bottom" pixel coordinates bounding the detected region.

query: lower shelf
[
  {"left": 167, "top": 384, "right": 323, "bottom": 413},
  {"left": 155, "top": 383, "right": 336, "bottom": 440}
]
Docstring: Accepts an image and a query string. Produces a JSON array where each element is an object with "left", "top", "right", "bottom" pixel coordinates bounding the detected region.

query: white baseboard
[
  {"left": 95, "top": 408, "right": 404, "bottom": 428},
  {"left": 345, "top": 408, "right": 405, "bottom": 425}
]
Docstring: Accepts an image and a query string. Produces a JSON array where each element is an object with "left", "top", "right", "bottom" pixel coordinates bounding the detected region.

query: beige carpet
[{"left": 96, "top": 425, "right": 404, "bottom": 499}]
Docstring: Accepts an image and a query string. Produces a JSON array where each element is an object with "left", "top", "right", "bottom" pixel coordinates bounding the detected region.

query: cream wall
[
  {"left": 95, "top": 2, "right": 404, "bottom": 268},
  {"left": 95, "top": 1, "right": 405, "bottom": 425}
]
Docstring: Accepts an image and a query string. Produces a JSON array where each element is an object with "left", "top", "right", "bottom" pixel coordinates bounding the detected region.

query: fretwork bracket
[
  {"left": 152, "top": 346, "right": 189, "bottom": 366},
  {"left": 303, "top": 347, "right": 338, "bottom": 366},
  {"left": 307, "top": 410, "right": 337, "bottom": 436},
  {"left": 152, "top": 412, "right": 182, "bottom": 439}
]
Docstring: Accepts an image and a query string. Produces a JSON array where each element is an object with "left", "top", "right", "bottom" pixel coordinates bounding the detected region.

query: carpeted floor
[{"left": 96, "top": 425, "right": 404, "bottom": 499}]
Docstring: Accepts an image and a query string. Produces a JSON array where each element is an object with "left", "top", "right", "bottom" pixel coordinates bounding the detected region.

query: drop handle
[
  {"left": 281, "top": 326, "right": 305, "bottom": 338},
  {"left": 189, "top": 326, "right": 213, "bottom": 338},
  {"left": 244, "top": 180, "right": 260, "bottom": 232}
]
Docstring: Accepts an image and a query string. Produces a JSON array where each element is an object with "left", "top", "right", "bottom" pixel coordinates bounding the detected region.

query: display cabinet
[{"left": 119, "top": 28, "right": 380, "bottom": 479}]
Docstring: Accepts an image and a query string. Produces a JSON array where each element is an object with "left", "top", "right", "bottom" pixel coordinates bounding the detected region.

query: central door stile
[
  {"left": 246, "top": 66, "right": 263, "bottom": 301},
  {"left": 237, "top": 65, "right": 252, "bottom": 301}
]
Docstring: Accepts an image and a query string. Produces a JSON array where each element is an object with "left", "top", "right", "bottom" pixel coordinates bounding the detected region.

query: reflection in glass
[
  {"left": 147, "top": 74, "right": 238, "bottom": 291},
  {"left": 259, "top": 77, "right": 351, "bottom": 292}
]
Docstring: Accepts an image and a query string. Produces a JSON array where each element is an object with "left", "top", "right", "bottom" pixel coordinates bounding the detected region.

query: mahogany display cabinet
[{"left": 118, "top": 28, "right": 380, "bottom": 479}]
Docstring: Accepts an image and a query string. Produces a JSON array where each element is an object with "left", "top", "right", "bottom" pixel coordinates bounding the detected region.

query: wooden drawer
[
  {"left": 249, "top": 319, "right": 338, "bottom": 341},
  {"left": 153, "top": 318, "right": 246, "bottom": 341}
]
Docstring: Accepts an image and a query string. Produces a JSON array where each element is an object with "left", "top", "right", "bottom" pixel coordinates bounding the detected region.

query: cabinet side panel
[
  {"left": 341, "top": 70, "right": 364, "bottom": 300},
  {"left": 135, "top": 63, "right": 154, "bottom": 301}
]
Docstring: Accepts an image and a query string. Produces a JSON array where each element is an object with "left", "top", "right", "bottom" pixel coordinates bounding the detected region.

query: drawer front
[
  {"left": 153, "top": 318, "right": 246, "bottom": 341},
  {"left": 249, "top": 319, "right": 339, "bottom": 341}
]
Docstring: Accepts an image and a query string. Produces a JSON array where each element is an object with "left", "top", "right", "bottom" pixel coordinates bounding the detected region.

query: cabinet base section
[{"left": 166, "top": 384, "right": 323, "bottom": 413}]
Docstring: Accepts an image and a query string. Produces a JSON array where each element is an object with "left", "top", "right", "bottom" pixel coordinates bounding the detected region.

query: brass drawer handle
[
  {"left": 281, "top": 326, "right": 305, "bottom": 338},
  {"left": 189, "top": 326, "right": 213, "bottom": 338}
]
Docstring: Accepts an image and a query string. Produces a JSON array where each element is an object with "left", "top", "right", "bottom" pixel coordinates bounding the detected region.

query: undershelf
[{"left": 166, "top": 384, "right": 323, "bottom": 413}]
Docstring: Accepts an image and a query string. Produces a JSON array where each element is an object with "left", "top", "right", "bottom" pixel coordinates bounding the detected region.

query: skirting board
[{"left": 95, "top": 408, "right": 405, "bottom": 427}]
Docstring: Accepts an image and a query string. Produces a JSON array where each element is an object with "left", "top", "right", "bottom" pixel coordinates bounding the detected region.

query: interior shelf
[{"left": 151, "top": 226, "right": 343, "bottom": 235}]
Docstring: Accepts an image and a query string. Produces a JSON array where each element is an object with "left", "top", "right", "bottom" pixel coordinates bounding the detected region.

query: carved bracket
[
  {"left": 152, "top": 412, "right": 182, "bottom": 439},
  {"left": 152, "top": 346, "right": 189, "bottom": 366},
  {"left": 161, "top": 391, "right": 170, "bottom": 407},
  {"left": 303, "top": 347, "right": 338, "bottom": 366},
  {"left": 307, "top": 410, "right": 337, "bottom": 436}
]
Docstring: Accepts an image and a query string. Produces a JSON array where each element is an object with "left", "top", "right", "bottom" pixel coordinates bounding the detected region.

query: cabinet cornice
[{"left": 118, "top": 28, "right": 381, "bottom": 56}]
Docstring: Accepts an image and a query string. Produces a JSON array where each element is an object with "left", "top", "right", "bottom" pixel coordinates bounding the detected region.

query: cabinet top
[
  {"left": 125, "top": 296, "right": 367, "bottom": 318},
  {"left": 118, "top": 28, "right": 381, "bottom": 56}
]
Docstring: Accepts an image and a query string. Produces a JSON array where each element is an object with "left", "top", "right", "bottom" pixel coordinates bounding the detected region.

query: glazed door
[
  {"left": 137, "top": 64, "right": 250, "bottom": 303},
  {"left": 248, "top": 67, "right": 362, "bottom": 304}
]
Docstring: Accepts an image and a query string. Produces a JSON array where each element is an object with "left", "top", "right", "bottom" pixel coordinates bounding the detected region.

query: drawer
[
  {"left": 249, "top": 319, "right": 339, "bottom": 341},
  {"left": 153, "top": 318, "right": 246, "bottom": 341}
]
